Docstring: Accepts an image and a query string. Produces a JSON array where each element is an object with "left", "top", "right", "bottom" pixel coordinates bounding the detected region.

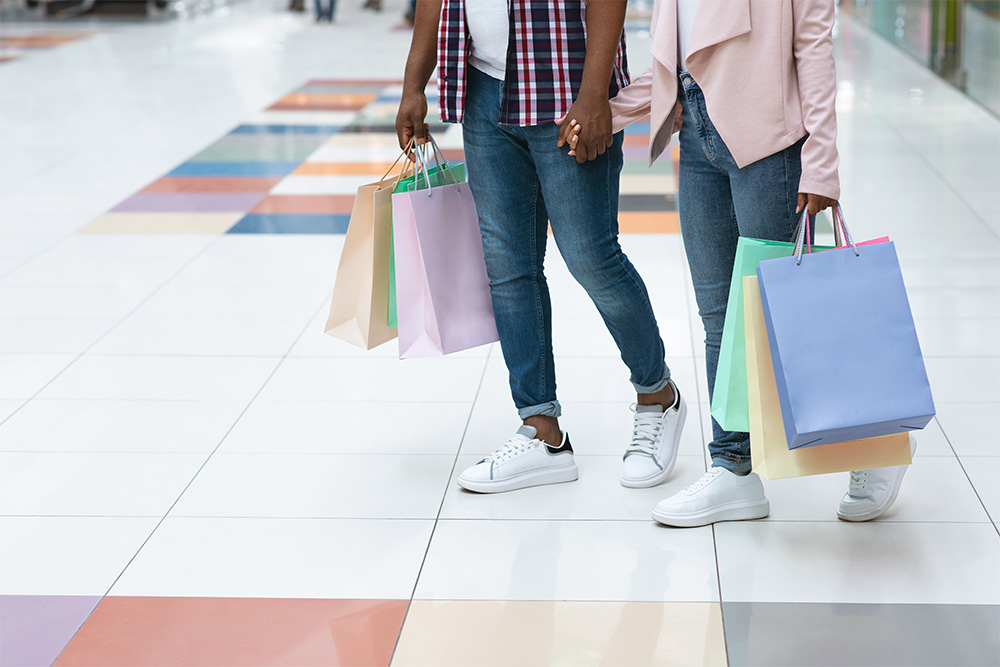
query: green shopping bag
[
  {"left": 387, "top": 160, "right": 466, "bottom": 326},
  {"left": 711, "top": 236, "right": 832, "bottom": 433}
]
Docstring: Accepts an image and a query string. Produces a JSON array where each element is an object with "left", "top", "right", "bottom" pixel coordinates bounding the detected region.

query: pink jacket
[{"left": 611, "top": 0, "right": 841, "bottom": 200}]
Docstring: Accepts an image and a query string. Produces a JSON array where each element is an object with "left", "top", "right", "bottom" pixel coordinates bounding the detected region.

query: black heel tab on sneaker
[
  {"left": 546, "top": 433, "right": 573, "bottom": 454},
  {"left": 668, "top": 379, "right": 681, "bottom": 410}
]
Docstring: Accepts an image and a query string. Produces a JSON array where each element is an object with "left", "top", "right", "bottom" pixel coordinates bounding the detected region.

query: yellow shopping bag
[{"left": 743, "top": 276, "right": 912, "bottom": 479}]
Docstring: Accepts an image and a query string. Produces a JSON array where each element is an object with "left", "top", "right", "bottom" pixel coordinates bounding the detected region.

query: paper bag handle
[{"left": 793, "top": 203, "right": 858, "bottom": 266}]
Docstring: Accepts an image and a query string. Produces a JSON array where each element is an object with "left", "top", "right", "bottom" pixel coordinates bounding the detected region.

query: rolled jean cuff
[
  {"left": 631, "top": 365, "right": 671, "bottom": 395},
  {"left": 517, "top": 400, "right": 562, "bottom": 420},
  {"left": 711, "top": 454, "right": 753, "bottom": 476}
]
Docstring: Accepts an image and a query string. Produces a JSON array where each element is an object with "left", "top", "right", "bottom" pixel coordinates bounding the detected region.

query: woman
[{"left": 584, "top": 0, "right": 913, "bottom": 526}]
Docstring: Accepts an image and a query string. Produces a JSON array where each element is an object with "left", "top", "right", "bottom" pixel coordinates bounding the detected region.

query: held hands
[
  {"left": 556, "top": 93, "right": 614, "bottom": 163},
  {"left": 797, "top": 193, "right": 838, "bottom": 216},
  {"left": 395, "top": 89, "right": 430, "bottom": 162}
]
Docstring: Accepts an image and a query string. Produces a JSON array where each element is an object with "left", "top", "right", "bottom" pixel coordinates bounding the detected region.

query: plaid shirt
[{"left": 437, "top": 0, "right": 630, "bottom": 126}]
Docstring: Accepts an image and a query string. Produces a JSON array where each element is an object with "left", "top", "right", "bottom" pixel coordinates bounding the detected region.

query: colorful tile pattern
[
  {"left": 0, "top": 30, "right": 94, "bottom": 64},
  {"left": 0, "top": 595, "right": 101, "bottom": 667},
  {"left": 75, "top": 79, "right": 679, "bottom": 235}
]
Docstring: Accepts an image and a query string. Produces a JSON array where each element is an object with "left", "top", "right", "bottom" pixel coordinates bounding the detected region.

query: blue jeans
[
  {"left": 314, "top": 0, "right": 334, "bottom": 20},
  {"left": 677, "top": 74, "right": 806, "bottom": 474},
  {"left": 462, "top": 66, "right": 670, "bottom": 419}
]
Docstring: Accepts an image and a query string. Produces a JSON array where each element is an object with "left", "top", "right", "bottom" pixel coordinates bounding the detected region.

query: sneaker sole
[
  {"left": 652, "top": 497, "right": 770, "bottom": 528},
  {"left": 457, "top": 463, "right": 579, "bottom": 494},
  {"left": 621, "top": 396, "right": 689, "bottom": 489}
]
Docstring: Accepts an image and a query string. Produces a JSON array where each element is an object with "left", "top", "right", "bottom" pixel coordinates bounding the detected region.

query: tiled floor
[{"left": 0, "top": 0, "right": 998, "bottom": 665}]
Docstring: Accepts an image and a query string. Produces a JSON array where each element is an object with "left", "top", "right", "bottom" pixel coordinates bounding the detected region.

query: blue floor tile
[
  {"left": 229, "top": 125, "right": 344, "bottom": 135},
  {"left": 226, "top": 213, "right": 351, "bottom": 234},
  {"left": 167, "top": 162, "right": 300, "bottom": 177}
]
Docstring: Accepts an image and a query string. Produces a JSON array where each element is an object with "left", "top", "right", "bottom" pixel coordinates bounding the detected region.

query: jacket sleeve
[
  {"left": 792, "top": 0, "right": 841, "bottom": 200},
  {"left": 610, "top": 65, "right": 653, "bottom": 134}
]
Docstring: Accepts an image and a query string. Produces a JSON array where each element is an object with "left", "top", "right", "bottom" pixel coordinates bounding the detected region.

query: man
[{"left": 395, "top": 0, "right": 686, "bottom": 493}]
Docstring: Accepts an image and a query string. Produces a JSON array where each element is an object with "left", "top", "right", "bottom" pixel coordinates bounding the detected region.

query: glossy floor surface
[{"left": 1, "top": 1, "right": 999, "bottom": 665}]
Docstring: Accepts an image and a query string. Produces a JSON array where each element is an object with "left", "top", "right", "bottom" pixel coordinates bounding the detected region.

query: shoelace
[
  {"left": 624, "top": 407, "right": 665, "bottom": 458},
  {"left": 849, "top": 470, "right": 869, "bottom": 492},
  {"left": 681, "top": 468, "right": 725, "bottom": 494},
  {"left": 482, "top": 435, "right": 537, "bottom": 465}
]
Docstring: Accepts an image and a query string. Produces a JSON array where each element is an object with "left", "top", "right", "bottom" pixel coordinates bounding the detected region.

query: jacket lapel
[
  {"left": 649, "top": 0, "right": 678, "bottom": 71},
  {"left": 686, "top": 0, "right": 752, "bottom": 63}
]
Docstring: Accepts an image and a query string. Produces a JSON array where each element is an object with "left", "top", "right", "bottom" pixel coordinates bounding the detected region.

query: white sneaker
[
  {"left": 838, "top": 433, "right": 917, "bottom": 522},
  {"left": 652, "top": 467, "right": 770, "bottom": 527},
  {"left": 621, "top": 381, "right": 688, "bottom": 488},
  {"left": 456, "top": 425, "right": 579, "bottom": 493}
]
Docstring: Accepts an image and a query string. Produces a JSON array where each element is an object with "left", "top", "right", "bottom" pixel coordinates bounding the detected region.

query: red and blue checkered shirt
[{"left": 437, "top": 0, "right": 630, "bottom": 127}]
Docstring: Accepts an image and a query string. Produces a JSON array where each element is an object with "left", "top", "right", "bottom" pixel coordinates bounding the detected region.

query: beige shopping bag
[
  {"left": 324, "top": 149, "right": 412, "bottom": 349},
  {"left": 743, "top": 276, "right": 912, "bottom": 479}
]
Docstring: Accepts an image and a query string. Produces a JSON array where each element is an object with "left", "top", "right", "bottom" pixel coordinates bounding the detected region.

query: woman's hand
[
  {"left": 556, "top": 93, "right": 614, "bottom": 163},
  {"left": 797, "top": 193, "right": 837, "bottom": 216}
]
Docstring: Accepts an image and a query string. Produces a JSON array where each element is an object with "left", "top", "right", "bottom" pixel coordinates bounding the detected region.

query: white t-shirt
[
  {"left": 467, "top": 0, "right": 509, "bottom": 79},
  {"left": 677, "top": 0, "right": 700, "bottom": 72}
]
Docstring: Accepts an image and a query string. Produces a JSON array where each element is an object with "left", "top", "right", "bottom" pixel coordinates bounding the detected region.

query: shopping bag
[
  {"left": 756, "top": 206, "right": 935, "bottom": 449},
  {"left": 713, "top": 224, "right": 889, "bottom": 433},
  {"left": 324, "top": 174, "right": 399, "bottom": 349},
  {"left": 391, "top": 147, "right": 497, "bottom": 358},
  {"left": 712, "top": 236, "right": 833, "bottom": 433},
  {"left": 744, "top": 275, "right": 912, "bottom": 479},
  {"left": 387, "top": 160, "right": 466, "bottom": 328}
]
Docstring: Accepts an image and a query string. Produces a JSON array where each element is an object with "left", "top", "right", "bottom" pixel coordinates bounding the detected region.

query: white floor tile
[
  {"left": 923, "top": 357, "right": 1000, "bottom": 403},
  {"left": 133, "top": 284, "right": 331, "bottom": 321},
  {"left": 0, "top": 452, "right": 205, "bottom": 516},
  {"left": 110, "top": 517, "right": 433, "bottom": 599},
  {"left": 0, "top": 354, "right": 75, "bottom": 399},
  {"left": 935, "top": 403, "right": 1000, "bottom": 456},
  {"left": 256, "top": 356, "right": 486, "bottom": 403},
  {"left": 36, "top": 355, "right": 278, "bottom": 402},
  {"left": 440, "top": 455, "right": 705, "bottom": 521},
  {"left": 219, "top": 400, "right": 471, "bottom": 455},
  {"left": 760, "top": 455, "right": 991, "bottom": 523},
  {"left": 0, "top": 256, "right": 188, "bottom": 290},
  {"left": 270, "top": 174, "right": 381, "bottom": 195},
  {"left": 38, "top": 235, "right": 216, "bottom": 261},
  {"left": 715, "top": 521, "right": 1000, "bottom": 604},
  {"left": 415, "top": 519, "right": 719, "bottom": 602},
  {"left": 914, "top": 318, "right": 1000, "bottom": 357},
  {"left": 0, "top": 285, "right": 147, "bottom": 319},
  {"left": 89, "top": 315, "right": 307, "bottom": 356},
  {"left": 0, "top": 318, "right": 114, "bottom": 354},
  {"left": 171, "top": 452, "right": 454, "bottom": 519},
  {"left": 0, "top": 400, "right": 22, "bottom": 422},
  {"left": 960, "top": 456, "right": 1000, "bottom": 523},
  {"left": 0, "top": 517, "right": 158, "bottom": 595},
  {"left": 0, "top": 399, "right": 246, "bottom": 453}
]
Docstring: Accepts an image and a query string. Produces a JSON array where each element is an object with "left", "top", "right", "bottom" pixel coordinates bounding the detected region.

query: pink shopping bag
[{"left": 391, "top": 178, "right": 498, "bottom": 358}]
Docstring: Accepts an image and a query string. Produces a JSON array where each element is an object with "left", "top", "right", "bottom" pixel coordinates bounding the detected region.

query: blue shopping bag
[{"left": 756, "top": 205, "right": 935, "bottom": 449}]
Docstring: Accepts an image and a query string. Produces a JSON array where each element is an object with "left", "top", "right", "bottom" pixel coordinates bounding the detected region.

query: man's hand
[
  {"left": 797, "top": 193, "right": 837, "bottom": 216},
  {"left": 395, "top": 89, "right": 429, "bottom": 161},
  {"left": 557, "top": 93, "right": 614, "bottom": 163}
]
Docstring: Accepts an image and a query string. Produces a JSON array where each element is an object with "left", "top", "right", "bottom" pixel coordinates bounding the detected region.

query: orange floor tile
[{"left": 55, "top": 597, "right": 409, "bottom": 667}]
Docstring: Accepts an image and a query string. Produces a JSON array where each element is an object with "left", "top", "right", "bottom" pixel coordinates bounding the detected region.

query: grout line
[
  {"left": 389, "top": 345, "right": 493, "bottom": 664},
  {"left": 931, "top": 415, "right": 1000, "bottom": 537},
  {"left": 44, "top": 291, "right": 332, "bottom": 661},
  {"left": 0, "top": 236, "right": 226, "bottom": 429}
]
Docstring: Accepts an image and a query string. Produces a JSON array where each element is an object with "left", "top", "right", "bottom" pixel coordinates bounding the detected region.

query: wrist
[{"left": 574, "top": 84, "right": 609, "bottom": 105}]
